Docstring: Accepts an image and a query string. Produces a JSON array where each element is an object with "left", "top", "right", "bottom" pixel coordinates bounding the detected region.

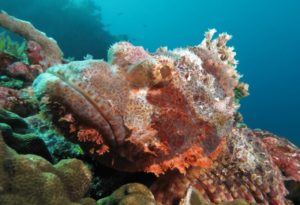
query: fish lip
[{"left": 41, "top": 70, "right": 119, "bottom": 147}]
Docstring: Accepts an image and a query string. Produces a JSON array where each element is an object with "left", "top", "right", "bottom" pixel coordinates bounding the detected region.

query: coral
[
  {"left": 0, "top": 10, "right": 63, "bottom": 68},
  {"left": 54, "top": 159, "right": 93, "bottom": 201},
  {"left": 0, "top": 86, "right": 39, "bottom": 116},
  {"left": 0, "top": 31, "right": 45, "bottom": 97},
  {"left": 0, "top": 51, "right": 17, "bottom": 70},
  {"left": 0, "top": 108, "right": 52, "bottom": 161},
  {"left": 151, "top": 127, "right": 290, "bottom": 205},
  {"left": 1, "top": 11, "right": 297, "bottom": 205},
  {"left": 0, "top": 32, "right": 28, "bottom": 63},
  {"left": 33, "top": 29, "right": 246, "bottom": 175},
  {"left": 0, "top": 132, "right": 96, "bottom": 205},
  {"left": 97, "top": 183, "right": 160, "bottom": 205},
  {"left": 0, "top": 76, "right": 24, "bottom": 89},
  {"left": 26, "top": 40, "right": 44, "bottom": 65},
  {"left": 1, "top": 60, "right": 41, "bottom": 88},
  {"left": 0, "top": 30, "right": 46, "bottom": 91},
  {"left": 0, "top": 86, "right": 20, "bottom": 108},
  {"left": 1, "top": 0, "right": 120, "bottom": 59},
  {"left": 6, "top": 62, "right": 35, "bottom": 81}
]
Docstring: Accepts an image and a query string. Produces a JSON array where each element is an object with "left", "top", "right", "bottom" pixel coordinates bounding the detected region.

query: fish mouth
[{"left": 34, "top": 69, "right": 125, "bottom": 147}]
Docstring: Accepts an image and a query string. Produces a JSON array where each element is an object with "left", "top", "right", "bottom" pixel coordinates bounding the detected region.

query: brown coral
[
  {"left": 0, "top": 132, "right": 95, "bottom": 205},
  {"left": 97, "top": 183, "right": 161, "bottom": 205},
  {"left": 0, "top": 86, "right": 19, "bottom": 109}
]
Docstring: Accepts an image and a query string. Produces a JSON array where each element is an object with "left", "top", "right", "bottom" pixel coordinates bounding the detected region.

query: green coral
[
  {"left": 0, "top": 108, "right": 52, "bottom": 161},
  {"left": 0, "top": 75, "right": 24, "bottom": 89},
  {"left": 0, "top": 32, "right": 28, "bottom": 63},
  {"left": 234, "top": 82, "right": 249, "bottom": 104}
]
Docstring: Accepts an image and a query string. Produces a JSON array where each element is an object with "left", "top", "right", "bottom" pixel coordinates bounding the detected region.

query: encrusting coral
[
  {"left": 0, "top": 130, "right": 171, "bottom": 205},
  {"left": 97, "top": 183, "right": 161, "bottom": 205},
  {"left": 0, "top": 131, "right": 96, "bottom": 205},
  {"left": 0, "top": 108, "right": 52, "bottom": 161},
  {"left": 33, "top": 29, "right": 245, "bottom": 176}
]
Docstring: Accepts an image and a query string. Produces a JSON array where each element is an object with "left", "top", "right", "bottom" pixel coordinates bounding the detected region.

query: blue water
[
  {"left": 99, "top": 0, "right": 300, "bottom": 145},
  {"left": 1, "top": 0, "right": 299, "bottom": 145}
]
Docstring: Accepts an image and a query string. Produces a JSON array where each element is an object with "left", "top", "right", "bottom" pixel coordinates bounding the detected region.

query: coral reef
[
  {"left": 0, "top": 11, "right": 63, "bottom": 68},
  {"left": 0, "top": 86, "right": 39, "bottom": 116},
  {"left": 0, "top": 132, "right": 95, "bottom": 205},
  {"left": 97, "top": 183, "right": 160, "bottom": 205},
  {"left": 0, "top": 32, "right": 28, "bottom": 63},
  {"left": 0, "top": 32, "right": 33, "bottom": 89},
  {"left": 0, "top": 86, "right": 20, "bottom": 108},
  {"left": 31, "top": 25, "right": 300, "bottom": 204},
  {"left": 5, "top": 62, "right": 36, "bottom": 81},
  {"left": 0, "top": 12, "right": 49, "bottom": 116},
  {"left": 1, "top": 11, "right": 299, "bottom": 205},
  {"left": 1, "top": 0, "right": 121, "bottom": 59},
  {"left": 0, "top": 129, "right": 162, "bottom": 205},
  {"left": 0, "top": 108, "right": 52, "bottom": 161}
]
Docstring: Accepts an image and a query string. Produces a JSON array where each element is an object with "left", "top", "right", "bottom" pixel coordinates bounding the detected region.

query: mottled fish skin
[
  {"left": 253, "top": 129, "right": 300, "bottom": 182},
  {"left": 32, "top": 30, "right": 300, "bottom": 205},
  {"left": 33, "top": 30, "right": 245, "bottom": 175},
  {"left": 151, "top": 127, "right": 291, "bottom": 205}
]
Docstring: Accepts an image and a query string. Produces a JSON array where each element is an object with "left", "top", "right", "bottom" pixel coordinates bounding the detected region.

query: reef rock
[
  {"left": 5, "top": 61, "right": 40, "bottom": 82},
  {"left": 0, "top": 86, "right": 39, "bottom": 116},
  {"left": 0, "top": 86, "right": 19, "bottom": 109},
  {"left": 33, "top": 30, "right": 247, "bottom": 175}
]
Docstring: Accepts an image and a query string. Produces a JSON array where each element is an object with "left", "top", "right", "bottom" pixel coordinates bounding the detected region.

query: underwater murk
[{"left": 0, "top": 1, "right": 299, "bottom": 205}]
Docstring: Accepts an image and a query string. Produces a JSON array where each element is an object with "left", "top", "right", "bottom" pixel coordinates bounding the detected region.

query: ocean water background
[{"left": 1, "top": 0, "right": 299, "bottom": 145}]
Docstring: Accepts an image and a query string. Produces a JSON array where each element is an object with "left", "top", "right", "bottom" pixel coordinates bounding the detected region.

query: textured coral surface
[
  {"left": 0, "top": 132, "right": 95, "bottom": 205},
  {"left": 97, "top": 183, "right": 161, "bottom": 205}
]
